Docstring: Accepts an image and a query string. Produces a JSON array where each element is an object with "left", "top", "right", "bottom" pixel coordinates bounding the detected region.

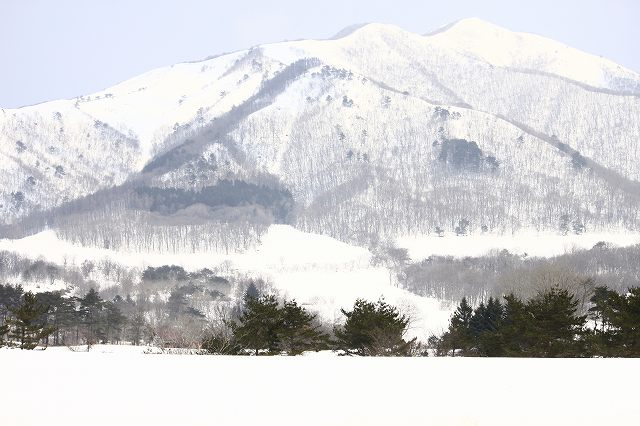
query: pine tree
[
  {"left": 589, "top": 286, "right": 619, "bottom": 333},
  {"left": 469, "top": 302, "right": 487, "bottom": 339},
  {"left": 527, "top": 287, "right": 587, "bottom": 357},
  {"left": 443, "top": 297, "right": 474, "bottom": 356},
  {"left": 585, "top": 286, "right": 640, "bottom": 356},
  {"left": 35, "top": 291, "right": 78, "bottom": 346},
  {"left": 79, "top": 288, "right": 104, "bottom": 346},
  {"left": 233, "top": 294, "right": 281, "bottom": 355},
  {"left": 0, "top": 284, "right": 23, "bottom": 325},
  {"left": 587, "top": 286, "right": 622, "bottom": 356},
  {"left": 500, "top": 294, "right": 532, "bottom": 356},
  {"left": 470, "top": 297, "right": 504, "bottom": 356},
  {"left": 618, "top": 287, "right": 640, "bottom": 356},
  {"left": 278, "top": 300, "right": 329, "bottom": 355},
  {"left": 335, "top": 298, "right": 416, "bottom": 356},
  {"left": 8, "top": 292, "right": 54, "bottom": 350}
]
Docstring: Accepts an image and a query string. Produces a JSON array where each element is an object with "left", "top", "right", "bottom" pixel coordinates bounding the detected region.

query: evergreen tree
[
  {"left": 572, "top": 285, "right": 640, "bottom": 357},
  {"left": 470, "top": 297, "right": 504, "bottom": 356},
  {"left": 527, "top": 287, "right": 587, "bottom": 357},
  {"left": 0, "top": 284, "right": 23, "bottom": 347},
  {"left": 277, "top": 300, "right": 329, "bottom": 355},
  {"left": 500, "top": 294, "right": 533, "bottom": 356},
  {"left": 79, "top": 288, "right": 104, "bottom": 346},
  {"left": 588, "top": 287, "right": 619, "bottom": 333},
  {"left": 8, "top": 292, "right": 54, "bottom": 350},
  {"left": 617, "top": 287, "right": 640, "bottom": 356},
  {"left": 335, "top": 298, "right": 416, "bottom": 356},
  {"left": 233, "top": 294, "right": 281, "bottom": 355},
  {"left": 433, "top": 286, "right": 640, "bottom": 358},
  {"left": 469, "top": 302, "right": 487, "bottom": 338},
  {"left": 35, "top": 291, "right": 78, "bottom": 346},
  {"left": 443, "top": 297, "right": 474, "bottom": 356},
  {"left": 0, "top": 284, "right": 23, "bottom": 325},
  {"left": 587, "top": 286, "right": 622, "bottom": 356}
]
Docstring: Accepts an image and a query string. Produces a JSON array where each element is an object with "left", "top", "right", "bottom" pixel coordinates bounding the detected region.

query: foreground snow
[{"left": 1, "top": 347, "right": 638, "bottom": 425}]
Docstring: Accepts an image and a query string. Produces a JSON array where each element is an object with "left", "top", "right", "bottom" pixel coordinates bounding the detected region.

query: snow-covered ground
[
  {"left": 0, "top": 346, "right": 638, "bottom": 425},
  {"left": 397, "top": 230, "right": 640, "bottom": 259},
  {"left": 0, "top": 225, "right": 368, "bottom": 270}
]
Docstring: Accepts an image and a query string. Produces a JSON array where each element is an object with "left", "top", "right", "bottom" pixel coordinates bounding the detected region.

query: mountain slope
[
  {"left": 428, "top": 18, "right": 640, "bottom": 93},
  {"left": 1, "top": 19, "right": 639, "bottom": 246}
]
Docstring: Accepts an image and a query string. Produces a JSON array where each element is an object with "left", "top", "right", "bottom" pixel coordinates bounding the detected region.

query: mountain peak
[
  {"left": 426, "top": 17, "right": 640, "bottom": 88},
  {"left": 331, "top": 22, "right": 411, "bottom": 40},
  {"left": 330, "top": 23, "right": 370, "bottom": 39},
  {"left": 424, "top": 17, "right": 501, "bottom": 37},
  {"left": 451, "top": 17, "right": 503, "bottom": 29}
]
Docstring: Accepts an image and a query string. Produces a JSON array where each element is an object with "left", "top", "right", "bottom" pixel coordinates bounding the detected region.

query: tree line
[
  {"left": 3, "top": 279, "right": 640, "bottom": 357},
  {"left": 0, "top": 282, "right": 419, "bottom": 356},
  {"left": 401, "top": 242, "right": 640, "bottom": 304},
  {"left": 0, "top": 285, "right": 151, "bottom": 349},
  {"left": 431, "top": 285, "right": 640, "bottom": 357}
]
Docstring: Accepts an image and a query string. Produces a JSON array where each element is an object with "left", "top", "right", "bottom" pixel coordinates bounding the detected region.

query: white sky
[{"left": 1, "top": 0, "right": 638, "bottom": 108}]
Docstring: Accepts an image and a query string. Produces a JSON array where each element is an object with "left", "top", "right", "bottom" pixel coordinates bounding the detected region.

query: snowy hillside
[
  {"left": 0, "top": 224, "right": 453, "bottom": 339},
  {"left": 428, "top": 18, "right": 640, "bottom": 92},
  {"left": 2, "top": 18, "right": 639, "bottom": 234}
]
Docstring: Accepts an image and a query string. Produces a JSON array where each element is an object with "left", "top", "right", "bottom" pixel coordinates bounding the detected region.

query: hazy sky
[{"left": 2, "top": 0, "right": 638, "bottom": 108}]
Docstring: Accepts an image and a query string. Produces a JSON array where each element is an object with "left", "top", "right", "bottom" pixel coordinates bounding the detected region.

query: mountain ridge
[{"left": 1, "top": 19, "right": 639, "bottom": 247}]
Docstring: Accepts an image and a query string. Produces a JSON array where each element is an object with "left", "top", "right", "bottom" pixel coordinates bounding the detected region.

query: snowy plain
[{"left": 1, "top": 345, "right": 638, "bottom": 426}]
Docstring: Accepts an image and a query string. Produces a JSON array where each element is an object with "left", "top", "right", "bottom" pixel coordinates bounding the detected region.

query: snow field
[
  {"left": 396, "top": 230, "right": 640, "bottom": 259},
  {"left": 1, "top": 347, "right": 638, "bottom": 426}
]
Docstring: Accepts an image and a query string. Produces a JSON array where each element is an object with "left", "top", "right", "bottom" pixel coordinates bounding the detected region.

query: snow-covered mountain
[{"left": 2, "top": 18, "right": 640, "bottom": 244}]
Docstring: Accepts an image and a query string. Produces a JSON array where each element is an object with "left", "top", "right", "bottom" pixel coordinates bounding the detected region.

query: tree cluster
[
  {"left": 203, "top": 288, "right": 329, "bottom": 356},
  {"left": 1, "top": 291, "right": 54, "bottom": 349},
  {"left": 202, "top": 287, "right": 417, "bottom": 356},
  {"left": 402, "top": 242, "right": 640, "bottom": 304},
  {"left": 0, "top": 284, "right": 150, "bottom": 349},
  {"left": 334, "top": 298, "right": 417, "bottom": 356},
  {"left": 432, "top": 284, "right": 640, "bottom": 357},
  {"left": 588, "top": 286, "right": 640, "bottom": 356}
]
